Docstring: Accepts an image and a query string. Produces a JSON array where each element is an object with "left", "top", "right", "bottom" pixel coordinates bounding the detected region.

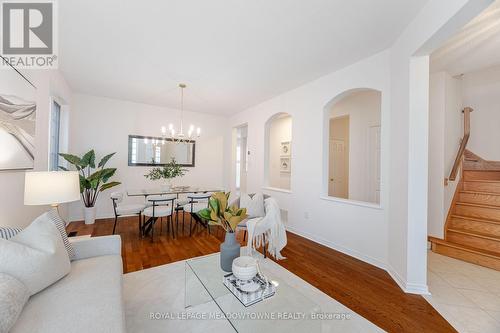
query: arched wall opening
[
  {"left": 322, "top": 88, "right": 382, "bottom": 205},
  {"left": 264, "top": 112, "right": 292, "bottom": 191}
]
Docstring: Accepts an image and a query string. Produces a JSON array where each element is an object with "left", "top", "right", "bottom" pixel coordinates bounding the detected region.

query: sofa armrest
[{"left": 69, "top": 235, "right": 122, "bottom": 260}]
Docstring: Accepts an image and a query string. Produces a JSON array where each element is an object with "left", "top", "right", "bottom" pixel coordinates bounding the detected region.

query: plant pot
[
  {"left": 84, "top": 206, "right": 96, "bottom": 225},
  {"left": 220, "top": 232, "right": 241, "bottom": 272}
]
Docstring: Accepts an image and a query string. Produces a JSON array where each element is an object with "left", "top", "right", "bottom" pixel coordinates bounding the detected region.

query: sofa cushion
[
  {"left": 11, "top": 255, "right": 125, "bottom": 333},
  {"left": 0, "top": 217, "right": 71, "bottom": 295},
  {"left": 240, "top": 193, "right": 265, "bottom": 218},
  {"left": 39, "top": 210, "right": 76, "bottom": 260},
  {"left": 0, "top": 273, "right": 29, "bottom": 333},
  {"left": 0, "top": 227, "right": 22, "bottom": 240}
]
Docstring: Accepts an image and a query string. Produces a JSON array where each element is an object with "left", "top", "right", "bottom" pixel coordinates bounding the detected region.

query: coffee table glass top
[{"left": 185, "top": 253, "right": 321, "bottom": 332}]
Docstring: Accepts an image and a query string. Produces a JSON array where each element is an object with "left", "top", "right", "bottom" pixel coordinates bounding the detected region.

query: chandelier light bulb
[
  {"left": 161, "top": 126, "right": 166, "bottom": 134},
  {"left": 168, "top": 123, "right": 173, "bottom": 130},
  {"left": 144, "top": 138, "right": 148, "bottom": 144},
  {"left": 197, "top": 127, "right": 201, "bottom": 136}
]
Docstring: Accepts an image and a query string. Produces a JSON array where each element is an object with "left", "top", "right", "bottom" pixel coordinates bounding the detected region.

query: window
[
  {"left": 155, "top": 145, "right": 161, "bottom": 163},
  {"left": 235, "top": 142, "right": 241, "bottom": 189},
  {"left": 49, "top": 100, "right": 61, "bottom": 171}
]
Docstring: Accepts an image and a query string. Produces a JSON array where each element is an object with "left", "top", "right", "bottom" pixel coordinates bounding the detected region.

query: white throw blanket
[{"left": 245, "top": 197, "right": 287, "bottom": 260}]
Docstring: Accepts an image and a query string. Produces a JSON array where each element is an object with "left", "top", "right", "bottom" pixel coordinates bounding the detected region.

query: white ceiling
[
  {"left": 59, "top": 0, "right": 427, "bottom": 115},
  {"left": 431, "top": 1, "right": 500, "bottom": 76}
]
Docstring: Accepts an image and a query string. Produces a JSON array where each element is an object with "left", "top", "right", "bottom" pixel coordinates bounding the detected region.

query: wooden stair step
[
  {"left": 454, "top": 201, "right": 500, "bottom": 222},
  {"left": 447, "top": 228, "right": 500, "bottom": 254},
  {"left": 459, "top": 191, "right": 500, "bottom": 206},
  {"left": 449, "top": 215, "right": 500, "bottom": 236},
  {"left": 429, "top": 236, "right": 500, "bottom": 271},
  {"left": 464, "top": 170, "right": 500, "bottom": 181},
  {"left": 463, "top": 180, "right": 500, "bottom": 194}
]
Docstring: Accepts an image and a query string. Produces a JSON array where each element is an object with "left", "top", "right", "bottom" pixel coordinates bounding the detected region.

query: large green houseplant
[
  {"left": 197, "top": 192, "right": 248, "bottom": 271},
  {"left": 59, "top": 150, "right": 120, "bottom": 224}
]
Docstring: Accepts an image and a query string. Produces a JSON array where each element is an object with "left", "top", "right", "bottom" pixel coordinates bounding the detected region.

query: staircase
[{"left": 430, "top": 151, "right": 500, "bottom": 270}]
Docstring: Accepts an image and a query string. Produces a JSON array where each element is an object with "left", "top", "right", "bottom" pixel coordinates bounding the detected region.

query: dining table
[{"left": 127, "top": 186, "right": 222, "bottom": 238}]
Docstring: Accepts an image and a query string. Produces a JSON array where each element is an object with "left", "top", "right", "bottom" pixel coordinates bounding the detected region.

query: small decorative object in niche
[
  {"left": 280, "top": 141, "right": 291, "bottom": 156},
  {"left": 280, "top": 157, "right": 291, "bottom": 173}
]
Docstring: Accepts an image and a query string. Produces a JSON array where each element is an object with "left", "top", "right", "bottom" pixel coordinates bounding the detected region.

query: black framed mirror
[{"left": 128, "top": 135, "right": 195, "bottom": 167}]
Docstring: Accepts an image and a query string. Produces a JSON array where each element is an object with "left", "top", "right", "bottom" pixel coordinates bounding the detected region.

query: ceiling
[
  {"left": 431, "top": 1, "right": 500, "bottom": 76},
  {"left": 59, "top": 0, "right": 427, "bottom": 115}
]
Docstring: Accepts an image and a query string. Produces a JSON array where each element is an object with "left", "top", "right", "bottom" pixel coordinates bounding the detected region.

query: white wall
[
  {"left": 328, "top": 90, "right": 381, "bottom": 203},
  {"left": 428, "top": 71, "right": 463, "bottom": 239},
  {"left": 225, "top": 0, "right": 491, "bottom": 295},
  {"left": 0, "top": 70, "right": 73, "bottom": 228},
  {"left": 462, "top": 65, "right": 500, "bottom": 160},
  {"left": 267, "top": 115, "right": 292, "bottom": 190},
  {"left": 67, "top": 94, "right": 228, "bottom": 221},
  {"left": 386, "top": 0, "right": 489, "bottom": 294},
  {"left": 228, "top": 50, "right": 392, "bottom": 270}
]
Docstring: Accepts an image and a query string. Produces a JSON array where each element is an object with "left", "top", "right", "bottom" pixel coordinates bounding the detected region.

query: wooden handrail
[{"left": 446, "top": 107, "right": 473, "bottom": 184}]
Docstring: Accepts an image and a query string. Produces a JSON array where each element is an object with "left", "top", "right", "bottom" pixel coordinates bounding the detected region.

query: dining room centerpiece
[
  {"left": 144, "top": 158, "right": 188, "bottom": 191},
  {"left": 59, "top": 150, "right": 120, "bottom": 224},
  {"left": 197, "top": 192, "right": 248, "bottom": 271}
]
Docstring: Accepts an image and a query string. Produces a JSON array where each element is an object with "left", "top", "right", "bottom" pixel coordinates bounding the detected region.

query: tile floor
[{"left": 425, "top": 251, "right": 500, "bottom": 333}]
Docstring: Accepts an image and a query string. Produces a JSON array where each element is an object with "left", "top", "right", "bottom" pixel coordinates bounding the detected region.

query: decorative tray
[{"left": 222, "top": 273, "right": 276, "bottom": 307}]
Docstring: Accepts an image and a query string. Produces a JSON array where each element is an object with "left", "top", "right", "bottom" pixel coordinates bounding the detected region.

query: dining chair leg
[
  {"left": 189, "top": 214, "right": 194, "bottom": 236},
  {"left": 151, "top": 218, "right": 154, "bottom": 243},
  {"left": 183, "top": 211, "right": 185, "bottom": 233},
  {"left": 243, "top": 230, "right": 247, "bottom": 242},
  {"left": 176, "top": 215, "right": 179, "bottom": 238},
  {"left": 171, "top": 216, "right": 176, "bottom": 239},
  {"left": 138, "top": 213, "right": 142, "bottom": 236},
  {"left": 112, "top": 216, "right": 118, "bottom": 235}
]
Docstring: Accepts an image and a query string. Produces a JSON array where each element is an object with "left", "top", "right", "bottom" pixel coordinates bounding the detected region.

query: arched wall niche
[{"left": 264, "top": 112, "right": 293, "bottom": 191}]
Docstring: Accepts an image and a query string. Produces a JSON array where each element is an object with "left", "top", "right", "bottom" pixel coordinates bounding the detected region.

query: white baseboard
[
  {"left": 284, "top": 225, "right": 387, "bottom": 271},
  {"left": 285, "top": 225, "right": 430, "bottom": 295},
  {"left": 386, "top": 265, "right": 430, "bottom": 295}
]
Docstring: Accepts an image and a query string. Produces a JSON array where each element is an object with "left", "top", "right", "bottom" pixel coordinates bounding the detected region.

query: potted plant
[
  {"left": 59, "top": 150, "right": 121, "bottom": 224},
  {"left": 197, "top": 192, "right": 248, "bottom": 271},
  {"left": 144, "top": 158, "right": 188, "bottom": 191}
]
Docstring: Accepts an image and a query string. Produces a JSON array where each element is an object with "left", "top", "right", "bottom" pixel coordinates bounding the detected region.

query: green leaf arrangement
[
  {"left": 144, "top": 158, "right": 188, "bottom": 181},
  {"left": 59, "top": 150, "right": 121, "bottom": 207},
  {"left": 197, "top": 192, "right": 248, "bottom": 233}
]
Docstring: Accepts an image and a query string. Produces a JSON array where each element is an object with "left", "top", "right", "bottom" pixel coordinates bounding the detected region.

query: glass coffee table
[{"left": 185, "top": 253, "right": 321, "bottom": 332}]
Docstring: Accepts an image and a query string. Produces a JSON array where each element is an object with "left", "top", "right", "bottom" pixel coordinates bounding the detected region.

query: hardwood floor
[{"left": 67, "top": 214, "right": 456, "bottom": 333}]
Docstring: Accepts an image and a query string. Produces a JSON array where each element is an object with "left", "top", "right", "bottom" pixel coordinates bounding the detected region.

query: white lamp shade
[{"left": 24, "top": 171, "right": 80, "bottom": 206}]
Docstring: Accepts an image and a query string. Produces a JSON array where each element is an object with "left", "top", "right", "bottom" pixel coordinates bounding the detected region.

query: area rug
[{"left": 123, "top": 253, "right": 384, "bottom": 332}]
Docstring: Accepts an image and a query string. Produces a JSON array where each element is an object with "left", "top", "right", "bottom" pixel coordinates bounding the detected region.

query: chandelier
[{"left": 161, "top": 83, "right": 200, "bottom": 143}]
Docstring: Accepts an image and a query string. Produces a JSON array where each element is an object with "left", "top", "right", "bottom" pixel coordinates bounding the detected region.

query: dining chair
[
  {"left": 183, "top": 193, "right": 212, "bottom": 236},
  {"left": 143, "top": 194, "right": 176, "bottom": 241},
  {"left": 110, "top": 192, "right": 146, "bottom": 235},
  {"left": 174, "top": 193, "right": 190, "bottom": 231}
]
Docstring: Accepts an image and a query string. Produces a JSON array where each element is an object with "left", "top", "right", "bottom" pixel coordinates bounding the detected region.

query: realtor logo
[{"left": 1, "top": 1, "right": 57, "bottom": 68}]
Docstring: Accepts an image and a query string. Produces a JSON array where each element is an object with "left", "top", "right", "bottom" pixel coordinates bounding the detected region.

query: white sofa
[{"left": 10, "top": 235, "right": 125, "bottom": 333}]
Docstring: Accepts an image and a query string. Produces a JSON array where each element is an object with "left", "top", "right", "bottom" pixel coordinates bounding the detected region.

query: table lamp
[{"left": 24, "top": 171, "right": 80, "bottom": 212}]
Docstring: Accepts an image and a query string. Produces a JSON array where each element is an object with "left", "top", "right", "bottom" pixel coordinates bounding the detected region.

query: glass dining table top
[{"left": 127, "top": 187, "right": 222, "bottom": 197}]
